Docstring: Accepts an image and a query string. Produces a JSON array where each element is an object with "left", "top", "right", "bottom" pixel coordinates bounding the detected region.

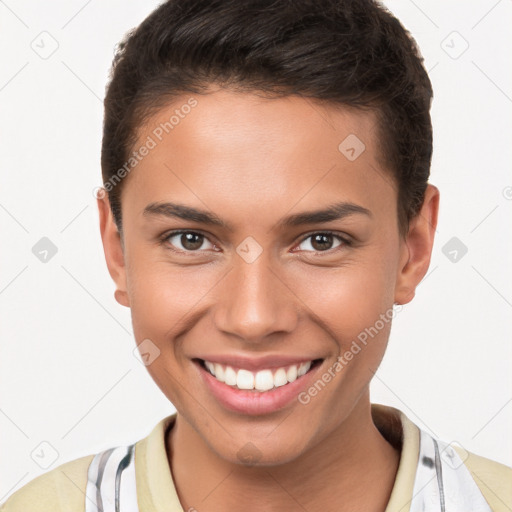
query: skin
[{"left": 97, "top": 87, "right": 439, "bottom": 511}]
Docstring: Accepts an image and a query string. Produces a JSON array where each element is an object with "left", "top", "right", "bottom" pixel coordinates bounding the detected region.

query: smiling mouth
[{"left": 195, "top": 358, "right": 323, "bottom": 392}]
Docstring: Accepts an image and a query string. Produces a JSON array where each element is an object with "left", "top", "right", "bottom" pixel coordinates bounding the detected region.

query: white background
[{"left": 1, "top": 0, "right": 511, "bottom": 503}]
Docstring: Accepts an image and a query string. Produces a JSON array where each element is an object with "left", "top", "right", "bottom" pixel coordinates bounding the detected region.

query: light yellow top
[{"left": 1, "top": 403, "right": 511, "bottom": 511}]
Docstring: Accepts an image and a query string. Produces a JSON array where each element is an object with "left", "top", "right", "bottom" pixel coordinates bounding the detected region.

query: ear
[
  {"left": 97, "top": 190, "right": 130, "bottom": 308},
  {"left": 394, "top": 184, "right": 440, "bottom": 305}
]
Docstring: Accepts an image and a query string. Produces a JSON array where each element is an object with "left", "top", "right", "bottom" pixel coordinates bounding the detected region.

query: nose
[{"left": 213, "top": 252, "right": 299, "bottom": 343}]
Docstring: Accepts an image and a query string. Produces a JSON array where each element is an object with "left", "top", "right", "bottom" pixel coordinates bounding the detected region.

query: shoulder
[
  {"left": 456, "top": 446, "right": 512, "bottom": 511},
  {"left": 375, "top": 404, "right": 512, "bottom": 511},
  {"left": 0, "top": 454, "right": 94, "bottom": 511},
  {"left": 0, "top": 414, "right": 176, "bottom": 512}
]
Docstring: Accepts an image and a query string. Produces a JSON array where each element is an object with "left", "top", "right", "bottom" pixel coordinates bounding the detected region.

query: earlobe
[
  {"left": 97, "top": 191, "right": 131, "bottom": 308},
  {"left": 114, "top": 288, "right": 130, "bottom": 307},
  {"left": 394, "top": 184, "right": 440, "bottom": 305}
]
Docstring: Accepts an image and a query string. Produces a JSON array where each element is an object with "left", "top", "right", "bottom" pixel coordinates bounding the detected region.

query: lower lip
[{"left": 195, "top": 360, "right": 323, "bottom": 415}]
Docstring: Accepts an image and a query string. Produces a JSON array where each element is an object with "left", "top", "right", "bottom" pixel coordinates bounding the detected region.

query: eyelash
[{"left": 158, "top": 229, "right": 352, "bottom": 256}]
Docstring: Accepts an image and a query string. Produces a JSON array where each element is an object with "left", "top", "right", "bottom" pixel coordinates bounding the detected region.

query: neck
[{"left": 166, "top": 392, "right": 400, "bottom": 512}]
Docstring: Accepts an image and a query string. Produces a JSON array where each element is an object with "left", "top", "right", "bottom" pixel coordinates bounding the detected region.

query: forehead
[
  {"left": 121, "top": 88, "right": 396, "bottom": 227},
  {"left": 135, "top": 88, "right": 381, "bottom": 161}
]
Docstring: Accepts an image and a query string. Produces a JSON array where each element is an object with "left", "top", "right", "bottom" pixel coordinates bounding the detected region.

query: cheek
[
  {"left": 284, "top": 249, "right": 398, "bottom": 387},
  {"left": 126, "top": 260, "right": 216, "bottom": 405},
  {"left": 126, "top": 253, "right": 219, "bottom": 341},
  {"left": 289, "top": 259, "right": 395, "bottom": 338}
]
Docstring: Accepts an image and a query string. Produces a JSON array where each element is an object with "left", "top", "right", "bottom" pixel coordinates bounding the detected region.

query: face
[{"left": 98, "top": 88, "right": 438, "bottom": 465}]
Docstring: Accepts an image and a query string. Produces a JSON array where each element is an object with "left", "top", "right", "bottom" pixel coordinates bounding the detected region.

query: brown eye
[
  {"left": 295, "top": 232, "right": 348, "bottom": 253},
  {"left": 311, "top": 233, "right": 334, "bottom": 251},
  {"left": 179, "top": 232, "right": 204, "bottom": 250},
  {"left": 163, "top": 231, "right": 216, "bottom": 252}
]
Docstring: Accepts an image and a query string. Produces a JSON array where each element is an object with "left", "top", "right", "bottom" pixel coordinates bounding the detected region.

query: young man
[{"left": 2, "top": 0, "right": 511, "bottom": 511}]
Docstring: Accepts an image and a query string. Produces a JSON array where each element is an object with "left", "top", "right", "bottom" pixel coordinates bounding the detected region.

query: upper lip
[{"left": 194, "top": 354, "right": 322, "bottom": 372}]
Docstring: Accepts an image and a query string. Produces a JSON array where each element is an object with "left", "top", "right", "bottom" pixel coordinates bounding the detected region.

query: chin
[{"left": 212, "top": 433, "right": 310, "bottom": 468}]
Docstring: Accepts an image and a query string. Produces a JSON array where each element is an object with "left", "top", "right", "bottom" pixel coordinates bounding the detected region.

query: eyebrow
[{"left": 142, "top": 201, "right": 372, "bottom": 231}]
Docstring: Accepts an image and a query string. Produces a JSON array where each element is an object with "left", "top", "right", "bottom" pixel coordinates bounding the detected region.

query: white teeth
[
  {"left": 254, "top": 370, "right": 274, "bottom": 391},
  {"left": 286, "top": 365, "right": 297, "bottom": 383},
  {"left": 224, "top": 366, "right": 237, "bottom": 386},
  {"left": 214, "top": 363, "right": 225, "bottom": 382},
  {"left": 236, "top": 369, "right": 254, "bottom": 390},
  {"left": 203, "top": 359, "right": 316, "bottom": 391},
  {"left": 273, "top": 368, "right": 288, "bottom": 387},
  {"left": 298, "top": 361, "right": 312, "bottom": 377}
]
